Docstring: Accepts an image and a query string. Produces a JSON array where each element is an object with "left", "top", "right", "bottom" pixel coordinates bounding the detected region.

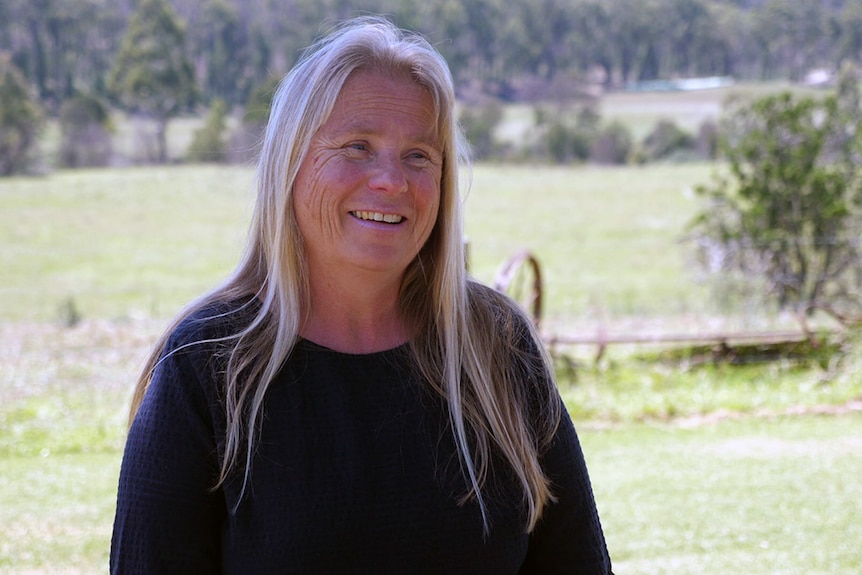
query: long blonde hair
[{"left": 129, "top": 16, "right": 560, "bottom": 533}]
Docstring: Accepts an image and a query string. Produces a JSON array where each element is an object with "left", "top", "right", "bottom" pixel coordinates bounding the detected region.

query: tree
[
  {"left": 58, "top": 93, "right": 112, "bottom": 168},
  {"left": 689, "top": 74, "right": 862, "bottom": 324},
  {"left": 107, "top": 0, "right": 196, "bottom": 163},
  {"left": 753, "top": 0, "right": 828, "bottom": 81},
  {"left": 0, "top": 0, "right": 127, "bottom": 112},
  {"left": 837, "top": 1, "right": 862, "bottom": 64},
  {"left": 590, "top": 121, "right": 633, "bottom": 165},
  {"left": 226, "top": 74, "right": 279, "bottom": 164},
  {"left": 0, "top": 54, "right": 44, "bottom": 176},
  {"left": 640, "top": 118, "right": 696, "bottom": 162},
  {"left": 189, "top": 0, "right": 249, "bottom": 106},
  {"left": 459, "top": 100, "right": 503, "bottom": 160},
  {"left": 187, "top": 98, "right": 228, "bottom": 163}
]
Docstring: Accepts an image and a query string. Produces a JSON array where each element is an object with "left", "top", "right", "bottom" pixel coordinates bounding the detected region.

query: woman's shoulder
[{"left": 466, "top": 279, "right": 538, "bottom": 346}]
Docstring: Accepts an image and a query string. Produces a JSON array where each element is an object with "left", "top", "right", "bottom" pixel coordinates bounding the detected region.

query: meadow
[{"left": 1, "top": 83, "right": 861, "bottom": 572}]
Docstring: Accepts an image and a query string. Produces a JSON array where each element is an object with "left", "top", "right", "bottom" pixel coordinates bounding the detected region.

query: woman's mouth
[{"left": 351, "top": 211, "right": 404, "bottom": 224}]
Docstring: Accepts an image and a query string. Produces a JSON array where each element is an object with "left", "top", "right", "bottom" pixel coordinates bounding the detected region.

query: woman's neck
[{"left": 300, "top": 269, "right": 409, "bottom": 354}]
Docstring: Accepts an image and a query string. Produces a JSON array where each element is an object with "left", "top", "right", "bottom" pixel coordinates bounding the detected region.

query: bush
[
  {"left": 58, "top": 94, "right": 113, "bottom": 168},
  {"left": 459, "top": 100, "right": 504, "bottom": 160},
  {"left": 590, "top": 121, "right": 633, "bottom": 165},
  {"left": 641, "top": 119, "right": 696, "bottom": 162},
  {"left": 689, "top": 83, "right": 862, "bottom": 320},
  {"left": 545, "top": 121, "right": 591, "bottom": 163},
  {"left": 535, "top": 103, "right": 601, "bottom": 164},
  {"left": 187, "top": 98, "right": 229, "bottom": 163},
  {"left": 241, "top": 76, "right": 279, "bottom": 126},
  {"left": 0, "top": 55, "right": 44, "bottom": 176},
  {"left": 696, "top": 120, "right": 719, "bottom": 160},
  {"left": 228, "top": 76, "right": 279, "bottom": 164}
]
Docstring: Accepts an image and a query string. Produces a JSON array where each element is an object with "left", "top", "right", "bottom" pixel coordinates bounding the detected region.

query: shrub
[
  {"left": 228, "top": 76, "right": 279, "bottom": 164},
  {"left": 459, "top": 100, "right": 504, "bottom": 160},
  {"left": 545, "top": 121, "right": 591, "bottom": 163},
  {"left": 689, "top": 83, "right": 862, "bottom": 322},
  {"left": 641, "top": 119, "right": 696, "bottom": 162},
  {"left": 536, "top": 103, "right": 601, "bottom": 164},
  {"left": 58, "top": 94, "right": 113, "bottom": 168},
  {"left": 590, "top": 121, "right": 634, "bottom": 165},
  {"left": 187, "top": 98, "right": 229, "bottom": 163},
  {"left": 0, "top": 54, "right": 44, "bottom": 176}
]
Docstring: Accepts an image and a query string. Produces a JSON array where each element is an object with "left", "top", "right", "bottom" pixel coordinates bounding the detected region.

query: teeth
[{"left": 353, "top": 211, "right": 403, "bottom": 224}]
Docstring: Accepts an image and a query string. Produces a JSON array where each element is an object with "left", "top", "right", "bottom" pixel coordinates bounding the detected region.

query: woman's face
[{"left": 293, "top": 69, "right": 443, "bottom": 284}]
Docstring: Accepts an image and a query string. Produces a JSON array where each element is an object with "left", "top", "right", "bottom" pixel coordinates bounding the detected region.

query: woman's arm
[
  {"left": 520, "top": 401, "right": 613, "bottom": 575},
  {"left": 110, "top": 335, "right": 226, "bottom": 573}
]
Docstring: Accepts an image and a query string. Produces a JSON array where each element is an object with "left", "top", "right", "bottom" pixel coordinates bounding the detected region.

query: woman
[{"left": 110, "top": 16, "right": 612, "bottom": 574}]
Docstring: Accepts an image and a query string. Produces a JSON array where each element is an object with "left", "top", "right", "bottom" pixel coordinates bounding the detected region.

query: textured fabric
[{"left": 110, "top": 302, "right": 612, "bottom": 574}]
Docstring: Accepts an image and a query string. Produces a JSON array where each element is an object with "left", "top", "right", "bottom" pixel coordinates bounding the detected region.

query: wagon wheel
[{"left": 493, "top": 249, "right": 544, "bottom": 327}]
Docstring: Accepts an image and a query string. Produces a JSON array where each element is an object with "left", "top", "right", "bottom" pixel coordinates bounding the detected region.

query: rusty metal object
[{"left": 493, "top": 249, "right": 543, "bottom": 328}]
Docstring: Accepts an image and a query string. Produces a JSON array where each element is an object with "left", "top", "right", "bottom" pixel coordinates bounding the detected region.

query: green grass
[
  {"left": 464, "top": 162, "right": 713, "bottom": 319},
  {"left": 0, "top": 165, "right": 251, "bottom": 321},
  {"left": 560, "top": 357, "right": 862, "bottom": 424},
  {"left": 585, "top": 414, "right": 862, "bottom": 574},
  {"left": 1, "top": 162, "right": 720, "bottom": 327},
  {"left": 0, "top": 453, "right": 120, "bottom": 573}
]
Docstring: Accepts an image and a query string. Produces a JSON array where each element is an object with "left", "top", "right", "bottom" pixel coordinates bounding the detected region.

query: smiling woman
[
  {"left": 110, "top": 15, "right": 613, "bottom": 574},
  {"left": 292, "top": 68, "right": 443, "bottom": 351}
]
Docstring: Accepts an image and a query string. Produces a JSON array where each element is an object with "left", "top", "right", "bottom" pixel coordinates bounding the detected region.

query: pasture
[
  {"left": 1, "top": 84, "right": 861, "bottom": 572},
  {"left": 0, "top": 162, "right": 718, "bottom": 324}
]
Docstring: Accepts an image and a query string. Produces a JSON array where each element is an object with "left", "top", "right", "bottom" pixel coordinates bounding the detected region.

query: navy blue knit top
[{"left": 110, "top": 301, "right": 612, "bottom": 574}]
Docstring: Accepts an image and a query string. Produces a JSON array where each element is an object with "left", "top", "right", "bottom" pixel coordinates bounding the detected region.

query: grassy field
[
  {"left": 0, "top": 166, "right": 251, "bottom": 322},
  {"left": 592, "top": 413, "right": 862, "bottom": 574},
  {"left": 1, "top": 157, "right": 860, "bottom": 571},
  {"left": 0, "top": 162, "right": 722, "bottom": 327}
]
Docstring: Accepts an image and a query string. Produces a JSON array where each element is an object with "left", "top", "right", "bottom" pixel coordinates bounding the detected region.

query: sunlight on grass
[
  {"left": 582, "top": 415, "right": 862, "bottom": 574},
  {"left": 2, "top": 162, "right": 722, "bottom": 328},
  {"left": 0, "top": 453, "right": 120, "bottom": 572},
  {"left": 463, "top": 162, "right": 715, "bottom": 328},
  {"left": 0, "top": 166, "right": 252, "bottom": 321},
  {"left": 560, "top": 358, "right": 862, "bottom": 424}
]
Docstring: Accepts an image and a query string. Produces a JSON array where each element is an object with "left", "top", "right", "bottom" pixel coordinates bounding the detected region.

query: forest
[{"left": 3, "top": 0, "right": 862, "bottom": 114}]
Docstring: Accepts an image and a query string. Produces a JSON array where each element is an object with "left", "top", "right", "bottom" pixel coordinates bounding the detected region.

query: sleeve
[
  {"left": 110, "top": 332, "right": 226, "bottom": 573},
  {"left": 519, "top": 402, "right": 613, "bottom": 575}
]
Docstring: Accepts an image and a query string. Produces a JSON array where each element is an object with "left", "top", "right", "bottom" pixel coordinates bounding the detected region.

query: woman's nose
[{"left": 369, "top": 154, "right": 408, "bottom": 195}]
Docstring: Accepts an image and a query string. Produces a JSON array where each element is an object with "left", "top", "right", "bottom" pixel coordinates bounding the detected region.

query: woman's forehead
[{"left": 325, "top": 69, "right": 442, "bottom": 139}]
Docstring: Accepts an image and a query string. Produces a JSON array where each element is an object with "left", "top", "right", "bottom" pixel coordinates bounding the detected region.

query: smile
[{"left": 351, "top": 211, "right": 404, "bottom": 224}]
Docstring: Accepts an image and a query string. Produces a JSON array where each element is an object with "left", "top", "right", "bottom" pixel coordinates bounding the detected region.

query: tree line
[{"left": 3, "top": 0, "right": 862, "bottom": 114}]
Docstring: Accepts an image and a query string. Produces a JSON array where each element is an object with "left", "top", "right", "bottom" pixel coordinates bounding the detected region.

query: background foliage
[
  {"left": 0, "top": 54, "right": 43, "bottom": 175},
  {"left": 2, "top": 0, "right": 861, "bottom": 113},
  {"left": 691, "top": 66, "right": 862, "bottom": 323}
]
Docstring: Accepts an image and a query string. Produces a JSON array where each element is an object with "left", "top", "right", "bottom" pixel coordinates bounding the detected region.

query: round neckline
[{"left": 297, "top": 337, "right": 410, "bottom": 358}]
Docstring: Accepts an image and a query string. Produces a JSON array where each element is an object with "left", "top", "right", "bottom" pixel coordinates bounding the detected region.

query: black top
[{"left": 110, "top": 300, "right": 612, "bottom": 574}]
